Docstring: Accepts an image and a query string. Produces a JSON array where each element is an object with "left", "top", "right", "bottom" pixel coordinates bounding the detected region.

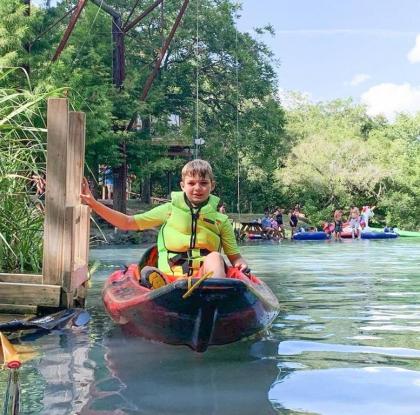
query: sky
[{"left": 237, "top": 0, "right": 420, "bottom": 119}]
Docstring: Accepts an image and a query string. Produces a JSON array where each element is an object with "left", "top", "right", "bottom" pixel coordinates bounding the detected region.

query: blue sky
[{"left": 238, "top": 0, "right": 420, "bottom": 118}]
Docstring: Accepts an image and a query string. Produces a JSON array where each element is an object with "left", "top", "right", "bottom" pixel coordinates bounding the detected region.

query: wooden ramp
[{"left": 0, "top": 274, "right": 60, "bottom": 314}]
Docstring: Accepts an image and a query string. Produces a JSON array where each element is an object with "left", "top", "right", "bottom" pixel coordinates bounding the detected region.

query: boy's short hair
[{"left": 182, "top": 159, "right": 215, "bottom": 182}]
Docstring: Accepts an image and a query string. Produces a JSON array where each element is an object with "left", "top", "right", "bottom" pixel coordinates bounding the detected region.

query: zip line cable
[
  {"left": 31, "top": 5, "right": 77, "bottom": 46},
  {"left": 70, "top": 0, "right": 105, "bottom": 67},
  {"left": 235, "top": 7, "right": 241, "bottom": 217},
  {"left": 194, "top": 0, "right": 200, "bottom": 159},
  {"left": 123, "top": 0, "right": 142, "bottom": 28}
]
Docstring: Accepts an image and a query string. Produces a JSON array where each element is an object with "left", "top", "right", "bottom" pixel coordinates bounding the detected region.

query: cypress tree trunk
[
  {"left": 112, "top": 143, "right": 127, "bottom": 214},
  {"left": 141, "top": 175, "right": 151, "bottom": 204},
  {"left": 109, "top": 13, "right": 127, "bottom": 212},
  {"left": 141, "top": 116, "right": 151, "bottom": 204}
]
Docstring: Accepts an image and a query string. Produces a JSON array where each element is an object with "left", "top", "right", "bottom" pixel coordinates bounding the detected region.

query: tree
[{"left": 278, "top": 97, "right": 420, "bottom": 229}]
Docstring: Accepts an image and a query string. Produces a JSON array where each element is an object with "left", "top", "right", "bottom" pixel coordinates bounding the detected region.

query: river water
[{"left": 1, "top": 238, "right": 420, "bottom": 415}]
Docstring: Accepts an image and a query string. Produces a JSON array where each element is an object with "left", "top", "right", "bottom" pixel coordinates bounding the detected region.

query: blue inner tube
[
  {"left": 293, "top": 231, "right": 329, "bottom": 240},
  {"left": 361, "top": 232, "right": 398, "bottom": 239}
]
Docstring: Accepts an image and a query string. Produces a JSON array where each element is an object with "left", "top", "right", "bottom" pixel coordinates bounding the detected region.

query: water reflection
[
  {"left": 0, "top": 329, "right": 94, "bottom": 415},
  {"left": 81, "top": 333, "right": 278, "bottom": 415},
  {"left": 269, "top": 367, "right": 420, "bottom": 415}
]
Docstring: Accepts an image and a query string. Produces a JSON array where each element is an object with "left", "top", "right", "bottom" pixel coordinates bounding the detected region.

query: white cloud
[
  {"left": 361, "top": 82, "right": 420, "bottom": 120},
  {"left": 407, "top": 34, "right": 420, "bottom": 63},
  {"left": 349, "top": 73, "right": 370, "bottom": 86}
]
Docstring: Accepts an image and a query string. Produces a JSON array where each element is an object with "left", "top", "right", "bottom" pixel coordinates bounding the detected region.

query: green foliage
[
  {"left": 278, "top": 96, "right": 420, "bottom": 229},
  {"left": 0, "top": 0, "right": 31, "bottom": 67},
  {"left": 0, "top": 68, "right": 63, "bottom": 271}
]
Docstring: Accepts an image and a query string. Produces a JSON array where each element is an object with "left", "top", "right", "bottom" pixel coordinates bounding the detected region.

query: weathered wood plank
[
  {"left": 62, "top": 205, "right": 75, "bottom": 306},
  {"left": 61, "top": 112, "right": 88, "bottom": 307},
  {"left": 0, "top": 282, "right": 61, "bottom": 307},
  {"left": 63, "top": 205, "right": 90, "bottom": 302},
  {"left": 75, "top": 205, "right": 90, "bottom": 272},
  {"left": 67, "top": 112, "right": 86, "bottom": 206},
  {"left": 75, "top": 205, "right": 90, "bottom": 306},
  {"left": 71, "top": 264, "right": 89, "bottom": 291},
  {"left": 43, "top": 98, "right": 69, "bottom": 286},
  {"left": 0, "top": 273, "right": 43, "bottom": 284},
  {"left": 0, "top": 304, "right": 37, "bottom": 315}
]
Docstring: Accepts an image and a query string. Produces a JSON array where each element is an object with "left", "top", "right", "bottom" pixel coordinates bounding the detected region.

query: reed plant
[{"left": 0, "top": 68, "right": 63, "bottom": 272}]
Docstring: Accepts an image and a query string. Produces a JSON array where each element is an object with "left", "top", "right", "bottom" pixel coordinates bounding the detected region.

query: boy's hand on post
[{"left": 80, "top": 177, "right": 95, "bottom": 207}]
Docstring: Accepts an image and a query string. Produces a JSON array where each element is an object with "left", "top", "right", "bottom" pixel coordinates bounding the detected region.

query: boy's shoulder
[{"left": 215, "top": 211, "right": 230, "bottom": 222}]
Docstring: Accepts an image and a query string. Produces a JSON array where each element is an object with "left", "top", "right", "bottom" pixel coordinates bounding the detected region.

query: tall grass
[{"left": 0, "top": 68, "right": 63, "bottom": 272}]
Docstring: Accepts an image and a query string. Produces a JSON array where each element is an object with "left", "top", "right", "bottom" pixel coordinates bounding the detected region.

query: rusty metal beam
[
  {"left": 123, "top": 0, "right": 164, "bottom": 33},
  {"left": 32, "top": 5, "right": 77, "bottom": 46},
  {"left": 52, "top": 0, "right": 88, "bottom": 62},
  {"left": 127, "top": 0, "right": 190, "bottom": 130},
  {"left": 141, "top": 0, "right": 189, "bottom": 100}
]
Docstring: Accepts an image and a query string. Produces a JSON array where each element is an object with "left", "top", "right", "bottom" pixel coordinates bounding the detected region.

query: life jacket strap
[{"left": 167, "top": 249, "right": 211, "bottom": 275}]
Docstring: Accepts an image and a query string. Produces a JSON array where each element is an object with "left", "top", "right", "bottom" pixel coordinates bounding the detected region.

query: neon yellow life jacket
[{"left": 157, "top": 191, "right": 226, "bottom": 277}]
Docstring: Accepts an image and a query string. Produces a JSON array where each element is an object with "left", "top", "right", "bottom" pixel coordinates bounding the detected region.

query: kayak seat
[
  {"left": 139, "top": 245, "right": 159, "bottom": 269},
  {"left": 140, "top": 266, "right": 169, "bottom": 289}
]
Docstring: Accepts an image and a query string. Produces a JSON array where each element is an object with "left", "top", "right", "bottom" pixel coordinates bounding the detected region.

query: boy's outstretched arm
[{"left": 80, "top": 177, "right": 138, "bottom": 231}]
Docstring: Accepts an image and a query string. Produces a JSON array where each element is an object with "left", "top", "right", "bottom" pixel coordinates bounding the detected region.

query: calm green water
[{"left": 1, "top": 239, "right": 420, "bottom": 414}]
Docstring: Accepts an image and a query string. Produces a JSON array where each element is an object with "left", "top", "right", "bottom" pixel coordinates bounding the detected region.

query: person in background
[
  {"left": 103, "top": 166, "right": 113, "bottom": 200},
  {"left": 289, "top": 205, "right": 301, "bottom": 238},
  {"left": 127, "top": 173, "right": 137, "bottom": 200},
  {"left": 31, "top": 173, "right": 46, "bottom": 212},
  {"left": 218, "top": 202, "right": 227, "bottom": 214},
  {"left": 274, "top": 207, "right": 286, "bottom": 239},
  {"left": 261, "top": 212, "right": 275, "bottom": 239},
  {"left": 32, "top": 174, "right": 46, "bottom": 197},
  {"left": 349, "top": 206, "right": 362, "bottom": 239},
  {"left": 361, "top": 205, "right": 375, "bottom": 230},
  {"left": 333, "top": 209, "right": 343, "bottom": 240},
  {"left": 269, "top": 214, "right": 281, "bottom": 240}
]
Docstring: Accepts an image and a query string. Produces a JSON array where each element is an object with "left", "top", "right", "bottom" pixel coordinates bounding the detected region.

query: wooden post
[
  {"left": 43, "top": 98, "right": 69, "bottom": 287},
  {"left": 43, "top": 99, "right": 90, "bottom": 308},
  {"left": 62, "top": 111, "right": 89, "bottom": 307}
]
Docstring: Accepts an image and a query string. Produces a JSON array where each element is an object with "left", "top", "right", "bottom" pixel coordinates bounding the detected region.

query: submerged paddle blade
[
  {"left": 0, "top": 332, "right": 21, "bottom": 369},
  {"left": 0, "top": 308, "right": 91, "bottom": 333},
  {"left": 73, "top": 310, "right": 90, "bottom": 327},
  {"left": 0, "top": 319, "right": 27, "bottom": 332},
  {"left": 27, "top": 308, "right": 80, "bottom": 330}
]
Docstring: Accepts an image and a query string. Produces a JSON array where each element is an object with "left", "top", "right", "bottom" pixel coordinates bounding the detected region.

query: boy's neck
[{"left": 183, "top": 193, "right": 209, "bottom": 209}]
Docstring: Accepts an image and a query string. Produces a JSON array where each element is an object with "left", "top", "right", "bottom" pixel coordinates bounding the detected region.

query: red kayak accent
[{"left": 102, "top": 247, "right": 279, "bottom": 352}]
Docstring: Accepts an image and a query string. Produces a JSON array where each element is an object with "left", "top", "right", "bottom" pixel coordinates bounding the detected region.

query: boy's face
[{"left": 181, "top": 173, "right": 215, "bottom": 206}]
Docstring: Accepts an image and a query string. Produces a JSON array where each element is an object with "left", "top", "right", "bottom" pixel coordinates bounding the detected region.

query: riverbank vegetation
[
  {"left": 0, "top": 0, "right": 419, "bottom": 271},
  {"left": 0, "top": 68, "right": 62, "bottom": 272}
]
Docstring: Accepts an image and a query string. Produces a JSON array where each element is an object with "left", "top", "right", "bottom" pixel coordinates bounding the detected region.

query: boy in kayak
[{"left": 80, "top": 159, "right": 249, "bottom": 286}]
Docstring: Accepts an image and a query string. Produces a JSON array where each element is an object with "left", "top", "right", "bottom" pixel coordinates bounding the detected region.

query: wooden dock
[{"left": 0, "top": 98, "right": 90, "bottom": 314}]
